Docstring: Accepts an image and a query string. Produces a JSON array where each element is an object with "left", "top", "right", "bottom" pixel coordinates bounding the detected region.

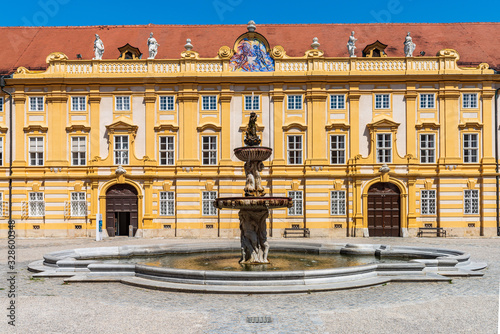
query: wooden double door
[
  {"left": 367, "top": 183, "right": 401, "bottom": 237},
  {"left": 106, "top": 184, "right": 138, "bottom": 236}
]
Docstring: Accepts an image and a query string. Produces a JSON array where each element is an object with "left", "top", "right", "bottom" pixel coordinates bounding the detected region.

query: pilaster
[
  {"left": 306, "top": 84, "right": 328, "bottom": 166},
  {"left": 177, "top": 85, "right": 199, "bottom": 166},
  {"left": 89, "top": 86, "right": 101, "bottom": 160},
  {"left": 13, "top": 86, "right": 26, "bottom": 167},
  {"left": 219, "top": 87, "right": 233, "bottom": 166},
  {"left": 144, "top": 85, "right": 156, "bottom": 160},
  {"left": 271, "top": 86, "right": 285, "bottom": 166},
  {"left": 45, "top": 85, "right": 67, "bottom": 166}
]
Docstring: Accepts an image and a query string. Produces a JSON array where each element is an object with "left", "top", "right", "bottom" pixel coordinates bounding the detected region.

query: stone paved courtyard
[{"left": 1, "top": 236, "right": 499, "bottom": 334}]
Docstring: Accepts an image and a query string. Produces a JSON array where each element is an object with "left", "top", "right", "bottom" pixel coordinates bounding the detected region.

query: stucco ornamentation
[
  {"left": 45, "top": 52, "right": 68, "bottom": 63},
  {"left": 271, "top": 45, "right": 286, "bottom": 59},
  {"left": 218, "top": 46, "right": 233, "bottom": 59}
]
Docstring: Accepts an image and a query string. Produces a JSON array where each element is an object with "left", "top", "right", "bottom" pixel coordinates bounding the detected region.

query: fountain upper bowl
[{"left": 234, "top": 146, "right": 272, "bottom": 162}]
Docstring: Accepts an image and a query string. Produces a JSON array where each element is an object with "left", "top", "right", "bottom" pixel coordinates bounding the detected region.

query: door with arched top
[
  {"left": 367, "top": 182, "right": 401, "bottom": 237},
  {"left": 106, "top": 184, "right": 138, "bottom": 236}
]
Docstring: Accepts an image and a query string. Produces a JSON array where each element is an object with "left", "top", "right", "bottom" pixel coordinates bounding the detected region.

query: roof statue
[
  {"left": 404, "top": 32, "right": 416, "bottom": 57},
  {"left": 93, "top": 34, "right": 104, "bottom": 60},
  {"left": 147, "top": 32, "right": 159, "bottom": 59},
  {"left": 347, "top": 31, "right": 357, "bottom": 57}
]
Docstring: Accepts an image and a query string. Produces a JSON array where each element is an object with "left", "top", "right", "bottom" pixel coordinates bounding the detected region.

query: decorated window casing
[
  {"left": 202, "top": 191, "right": 217, "bottom": 216},
  {"left": 29, "top": 192, "right": 45, "bottom": 217},
  {"left": 159, "top": 136, "right": 175, "bottom": 165},
  {"left": 244, "top": 95, "right": 260, "bottom": 110},
  {"left": 70, "top": 192, "right": 86, "bottom": 217},
  {"left": 288, "top": 191, "right": 303, "bottom": 216},
  {"left": 463, "top": 133, "right": 479, "bottom": 163},
  {"left": 287, "top": 95, "right": 303, "bottom": 110},
  {"left": 464, "top": 190, "right": 479, "bottom": 214},
  {"left": 202, "top": 96, "right": 217, "bottom": 111},
  {"left": 160, "top": 191, "right": 175, "bottom": 216},
  {"left": 330, "top": 95, "right": 345, "bottom": 109},
  {"left": 202, "top": 136, "right": 217, "bottom": 165},
  {"left": 159, "top": 96, "right": 175, "bottom": 111},
  {"left": 29, "top": 137, "right": 44, "bottom": 166},
  {"left": 421, "top": 190, "right": 436, "bottom": 215},
  {"left": 419, "top": 94, "right": 435, "bottom": 109},
  {"left": 114, "top": 135, "right": 129, "bottom": 165},
  {"left": 376, "top": 133, "right": 392, "bottom": 163},
  {"left": 462, "top": 93, "right": 478, "bottom": 109},
  {"left": 71, "top": 136, "right": 86, "bottom": 166},
  {"left": 330, "top": 135, "right": 346, "bottom": 164},
  {"left": 420, "top": 134, "right": 435, "bottom": 163},
  {"left": 374, "top": 94, "right": 390, "bottom": 109},
  {"left": 71, "top": 96, "right": 86, "bottom": 111},
  {"left": 330, "top": 191, "right": 346, "bottom": 216},
  {"left": 115, "top": 96, "right": 131, "bottom": 111},
  {"left": 29, "top": 97, "right": 44, "bottom": 111}
]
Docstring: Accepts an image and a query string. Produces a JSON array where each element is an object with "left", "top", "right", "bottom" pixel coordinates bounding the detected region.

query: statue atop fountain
[{"left": 214, "top": 113, "right": 292, "bottom": 264}]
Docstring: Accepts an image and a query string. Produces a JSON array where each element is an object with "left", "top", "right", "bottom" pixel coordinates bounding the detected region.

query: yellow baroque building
[{"left": 0, "top": 22, "right": 499, "bottom": 238}]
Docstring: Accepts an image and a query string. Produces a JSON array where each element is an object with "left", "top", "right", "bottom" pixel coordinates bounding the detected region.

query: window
[
  {"left": 287, "top": 95, "right": 302, "bottom": 110},
  {"left": 29, "top": 192, "right": 44, "bottom": 217},
  {"left": 331, "top": 191, "right": 346, "bottom": 215},
  {"left": 114, "top": 136, "right": 129, "bottom": 165},
  {"left": 29, "top": 137, "right": 44, "bottom": 166},
  {"left": 159, "top": 96, "right": 175, "bottom": 111},
  {"left": 159, "top": 136, "right": 175, "bottom": 165},
  {"left": 330, "top": 135, "right": 345, "bottom": 164},
  {"left": 421, "top": 190, "right": 436, "bottom": 215},
  {"left": 463, "top": 134, "right": 478, "bottom": 163},
  {"left": 0, "top": 137, "right": 3, "bottom": 166},
  {"left": 160, "top": 191, "right": 175, "bottom": 216},
  {"left": 245, "top": 95, "right": 260, "bottom": 110},
  {"left": 71, "top": 137, "right": 86, "bottom": 166},
  {"left": 420, "top": 134, "right": 435, "bottom": 163},
  {"left": 464, "top": 189, "right": 479, "bottom": 214},
  {"left": 71, "top": 96, "right": 86, "bottom": 111},
  {"left": 71, "top": 192, "right": 86, "bottom": 217},
  {"left": 330, "top": 95, "right": 345, "bottom": 109},
  {"left": 287, "top": 135, "right": 303, "bottom": 164},
  {"left": 202, "top": 191, "right": 217, "bottom": 216},
  {"left": 374, "top": 94, "right": 390, "bottom": 109},
  {"left": 202, "top": 96, "right": 217, "bottom": 110},
  {"left": 202, "top": 136, "right": 217, "bottom": 165},
  {"left": 463, "top": 93, "right": 478, "bottom": 109},
  {"left": 29, "top": 97, "right": 44, "bottom": 111},
  {"left": 288, "top": 191, "right": 303, "bottom": 216},
  {"left": 115, "top": 96, "right": 130, "bottom": 111},
  {"left": 376, "top": 133, "right": 392, "bottom": 163},
  {"left": 420, "top": 94, "right": 435, "bottom": 109},
  {"left": 0, "top": 97, "right": 3, "bottom": 112}
]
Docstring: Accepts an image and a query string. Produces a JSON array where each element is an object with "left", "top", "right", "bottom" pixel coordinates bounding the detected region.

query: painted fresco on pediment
[{"left": 230, "top": 38, "right": 274, "bottom": 72}]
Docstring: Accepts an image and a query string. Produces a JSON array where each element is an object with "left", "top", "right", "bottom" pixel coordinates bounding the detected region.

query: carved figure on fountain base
[
  {"left": 244, "top": 160, "right": 265, "bottom": 197},
  {"left": 244, "top": 112, "right": 261, "bottom": 146},
  {"left": 239, "top": 209, "right": 269, "bottom": 264}
]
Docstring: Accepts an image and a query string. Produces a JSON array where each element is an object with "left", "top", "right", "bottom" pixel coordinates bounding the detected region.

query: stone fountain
[{"left": 214, "top": 113, "right": 293, "bottom": 264}]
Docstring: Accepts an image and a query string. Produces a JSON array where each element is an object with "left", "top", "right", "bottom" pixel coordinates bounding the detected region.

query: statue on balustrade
[
  {"left": 347, "top": 31, "right": 357, "bottom": 57},
  {"left": 93, "top": 34, "right": 104, "bottom": 60},
  {"left": 404, "top": 32, "right": 416, "bottom": 57},
  {"left": 148, "top": 32, "right": 160, "bottom": 59}
]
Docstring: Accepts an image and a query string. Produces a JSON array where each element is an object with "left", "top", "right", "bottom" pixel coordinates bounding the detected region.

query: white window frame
[
  {"left": 71, "top": 96, "right": 86, "bottom": 111},
  {"left": 420, "top": 133, "right": 435, "bottom": 164},
  {"left": 330, "top": 191, "right": 346, "bottom": 216},
  {"left": 115, "top": 96, "right": 131, "bottom": 111},
  {"left": 71, "top": 136, "right": 86, "bottom": 166},
  {"left": 419, "top": 94, "right": 435, "bottom": 109},
  {"left": 330, "top": 135, "right": 346, "bottom": 164},
  {"left": 159, "top": 96, "right": 175, "bottom": 111},
  {"left": 376, "top": 133, "right": 392, "bottom": 163},
  {"left": 421, "top": 190, "right": 436, "bottom": 215},
  {"left": 287, "top": 95, "right": 303, "bottom": 110},
  {"left": 70, "top": 192, "right": 87, "bottom": 217},
  {"left": 202, "top": 191, "right": 217, "bottom": 216},
  {"left": 159, "top": 136, "right": 175, "bottom": 166},
  {"left": 29, "top": 192, "right": 45, "bottom": 217},
  {"left": 287, "top": 135, "right": 303, "bottom": 165},
  {"left": 463, "top": 133, "right": 479, "bottom": 163},
  {"left": 244, "top": 95, "right": 260, "bottom": 110},
  {"left": 202, "top": 136, "right": 217, "bottom": 165},
  {"left": 29, "top": 96, "right": 44, "bottom": 111},
  {"left": 202, "top": 96, "right": 217, "bottom": 111},
  {"left": 374, "top": 94, "right": 390, "bottom": 109},
  {"left": 29, "top": 137, "right": 44, "bottom": 166},
  {"left": 288, "top": 191, "right": 303, "bottom": 216},
  {"left": 114, "top": 135, "right": 129, "bottom": 165},
  {"left": 462, "top": 93, "right": 478, "bottom": 109},
  {"left": 160, "top": 191, "right": 175, "bottom": 216},
  {"left": 330, "top": 94, "right": 345, "bottom": 109},
  {"left": 464, "top": 189, "right": 479, "bottom": 215}
]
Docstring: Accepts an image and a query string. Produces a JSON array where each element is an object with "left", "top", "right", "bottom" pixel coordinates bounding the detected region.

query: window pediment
[
  {"left": 106, "top": 116, "right": 138, "bottom": 135},
  {"left": 367, "top": 116, "right": 400, "bottom": 131}
]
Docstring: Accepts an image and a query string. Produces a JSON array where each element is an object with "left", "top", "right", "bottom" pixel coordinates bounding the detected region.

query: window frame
[
  {"left": 287, "top": 95, "right": 303, "bottom": 110},
  {"left": 419, "top": 93, "right": 435, "bottom": 109},
  {"left": 288, "top": 191, "right": 303, "bottom": 216},
  {"left": 420, "top": 190, "right": 436, "bottom": 215},
  {"left": 463, "top": 133, "right": 479, "bottom": 163},
  {"left": 29, "top": 192, "right": 45, "bottom": 217},
  {"left": 376, "top": 133, "right": 392, "bottom": 163},
  {"left": 159, "top": 136, "right": 175, "bottom": 166},
  {"left": 374, "top": 94, "right": 390, "bottom": 109},
  {"left": 70, "top": 192, "right": 87, "bottom": 217},
  {"left": 244, "top": 95, "right": 260, "bottom": 111},
  {"left": 159, "top": 96, "right": 175, "bottom": 111},
  {"left": 201, "top": 95, "right": 218, "bottom": 111},
  {"left": 462, "top": 93, "right": 478, "bottom": 109},
  {"left": 330, "top": 134, "right": 346, "bottom": 164},
  {"left": 287, "top": 135, "right": 303, "bottom": 165},
  {"left": 202, "top": 191, "right": 217, "bottom": 216},
  {"left": 29, "top": 137, "right": 44, "bottom": 166},
  {"left": 114, "top": 135, "right": 129, "bottom": 165},
  {"left": 329, "top": 94, "right": 345, "bottom": 110},
  {"left": 419, "top": 133, "right": 436, "bottom": 164},
  {"left": 29, "top": 96, "right": 44, "bottom": 112},
  {"left": 71, "top": 96, "right": 87, "bottom": 111},
  {"left": 71, "top": 136, "right": 87, "bottom": 166},
  {"left": 115, "top": 96, "right": 131, "bottom": 111},
  {"left": 330, "top": 190, "right": 346, "bottom": 216},
  {"left": 159, "top": 191, "right": 175, "bottom": 216},
  {"left": 201, "top": 135, "right": 217, "bottom": 165},
  {"left": 464, "top": 189, "right": 479, "bottom": 215}
]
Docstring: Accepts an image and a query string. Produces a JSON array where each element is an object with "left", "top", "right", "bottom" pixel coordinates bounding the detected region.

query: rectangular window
[
  {"left": 374, "top": 94, "right": 390, "bottom": 109},
  {"left": 202, "top": 96, "right": 217, "bottom": 110},
  {"left": 29, "top": 137, "right": 44, "bottom": 166},
  {"left": 159, "top": 96, "right": 175, "bottom": 111},
  {"left": 202, "top": 136, "right": 217, "bottom": 165},
  {"left": 287, "top": 135, "right": 303, "bottom": 165},
  {"left": 71, "top": 192, "right": 86, "bottom": 217},
  {"left": 288, "top": 191, "right": 303, "bottom": 216},
  {"left": 464, "top": 189, "right": 479, "bottom": 214},
  {"left": 29, "top": 97, "right": 44, "bottom": 111},
  {"left": 160, "top": 191, "right": 175, "bottom": 216},
  {"left": 29, "top": 192, "right": 44, "bottom": 217},
  {"left": 330, "top": 135, "right": 345, "bottom": 164},
  {"left": 420, "top": 94, "right": 435, "bottom": 109},
  {"left": 463, "top": 133, "right": 478, "bottom": 163},
  {"left": 159, "top": 136, "right": 175, "bottom": 165},
  {"left": 421, "top": 190, "right": 436, "bottom": 215},
  {"left": 330, "top": 95, "right": 345, "bottom": 109},
  {"left": 420, "top": 134, "right": 435, "bottom": 163},
  {"left": 114, "top": 136, "right": 129, "bottom": 165},
  {"left": 0, "top": 97, "right": 3, "bottom": 112},
  {"left": 376, "top": 133, "right": 392, "bottom": 163},
  {"left": 0, "top": 137, "right": 3, "bottom": 166},
  {"left": 331, "top": 191, "right": 346, "bottom": 216},
  {"left": 244, "top": 95, "right": 260, "bottom": 110},
  {"left": 202, "top": 191, "right": 217, "bottom": 216},
  {"left": 115, "top": 96, "right": 131, "bottom": 111},
  {"left": 71, "top": 137, "right": 86, "bottom": 166},
  {"left": 462, "top": 93, "right": 478, "bottom": 109},
  {"left": 71, "top": 96, "right": 86, "bottom": 111},
  {"left": 287, "top": 95, "right": 302, "bottom": 110}
]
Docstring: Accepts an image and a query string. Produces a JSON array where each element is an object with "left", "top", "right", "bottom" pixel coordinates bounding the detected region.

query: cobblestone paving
[{"left": 1, "top": 237, "right": 499, "bottom": 333}]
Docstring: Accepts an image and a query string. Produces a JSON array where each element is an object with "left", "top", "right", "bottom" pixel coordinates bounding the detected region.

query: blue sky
[{"left": 0, "top": 0, "right": 498, "bottom": 26}]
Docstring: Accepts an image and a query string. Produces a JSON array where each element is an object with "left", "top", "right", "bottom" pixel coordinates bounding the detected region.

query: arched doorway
[
  {"left": 106, "top": 184, "right": 138, "bottom": 236},
  {"left": 367, "top": 182, "right": 401, "bottom": 237}
]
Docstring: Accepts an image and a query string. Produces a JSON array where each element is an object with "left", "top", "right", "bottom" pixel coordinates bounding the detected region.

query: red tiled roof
[{"left": 1, "top": 22, "right": 499, "bottom": 75}]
